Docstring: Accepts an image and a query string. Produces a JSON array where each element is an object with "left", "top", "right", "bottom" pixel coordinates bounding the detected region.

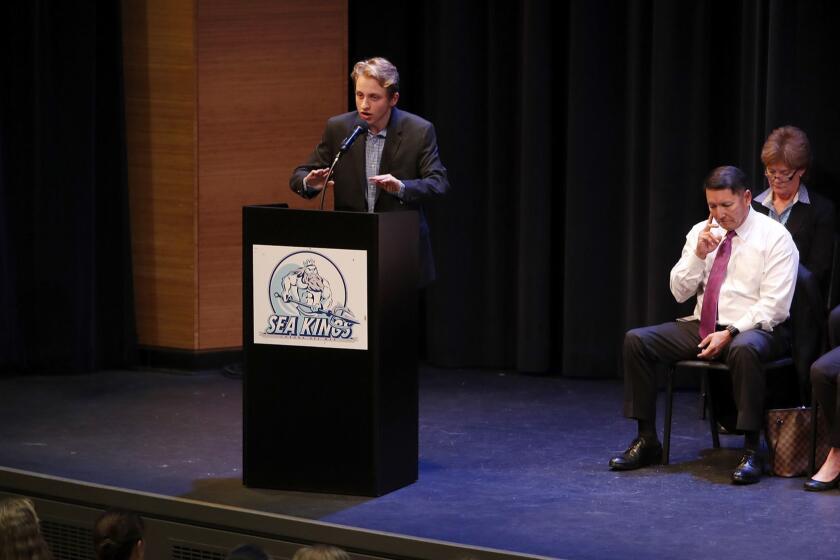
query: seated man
[{"left": 609, "top": 165, "right": 799, "bottom": 484}]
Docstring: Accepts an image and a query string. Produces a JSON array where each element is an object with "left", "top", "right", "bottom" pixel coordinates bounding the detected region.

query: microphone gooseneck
[{"left": 320, "top": 122, "right": 369, "bottom": 210}]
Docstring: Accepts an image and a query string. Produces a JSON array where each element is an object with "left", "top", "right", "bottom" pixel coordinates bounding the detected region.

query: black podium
[{"left": 242, "top": 205, "right": 419, "bottom": 496}]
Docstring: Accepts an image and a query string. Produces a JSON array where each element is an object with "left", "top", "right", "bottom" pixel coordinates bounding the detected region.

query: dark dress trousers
[
  {"left": 624, "top": 320, "right": 790, "bottom": 432},
  {"left": 811, "top": 305, "right": 840, "bottom": 447},
  {"left": 290, "top": 108, "right": 450, "bottom": 286}
]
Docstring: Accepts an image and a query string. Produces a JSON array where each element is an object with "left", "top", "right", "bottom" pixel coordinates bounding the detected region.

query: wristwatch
[{"left": 725, "top": 325, "right": 740, "bottom": 338}]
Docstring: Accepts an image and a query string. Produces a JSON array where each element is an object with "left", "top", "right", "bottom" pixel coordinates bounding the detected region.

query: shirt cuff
[
  {"left": 301, "top": 178, "right": 316, "bottom": 197},
  {"left": 731, "top": 318, "right": 756, "bottom": 333}
]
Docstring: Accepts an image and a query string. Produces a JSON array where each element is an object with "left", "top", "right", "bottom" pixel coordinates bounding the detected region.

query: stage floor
[{"left": 1, "top": 367, "right": 838, "bottom": 559}]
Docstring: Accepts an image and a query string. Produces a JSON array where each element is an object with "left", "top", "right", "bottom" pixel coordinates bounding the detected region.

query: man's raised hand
[
  {"left": 303, "top": 168, "right": 334, "bottom": 192},
  {"left": 695, "top": 213, "right": 723, "bottom": 259}
]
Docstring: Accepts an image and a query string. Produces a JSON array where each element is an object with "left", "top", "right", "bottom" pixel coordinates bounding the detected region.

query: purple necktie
[{"left": 699, "top": 230, "right": 736, "bottom": 339}]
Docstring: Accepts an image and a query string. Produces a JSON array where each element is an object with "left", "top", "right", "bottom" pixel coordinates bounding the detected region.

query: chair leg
[
  {"left": 699, "top": 373, "right": 707, "bottom": 420},
  {"left": 705, "top": 370, "right": 720, "bottom": 449},
  {"left": 663, "top": 366, "right": 674, "bottom": 465}
]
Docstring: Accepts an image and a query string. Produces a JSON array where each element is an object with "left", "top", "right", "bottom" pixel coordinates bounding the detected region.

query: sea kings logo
[
  {"left": 252, "top": 246, "right": 368, "bottom": 350},
  {"left": 268, "top": 254, "right": 357, "bottom": 339}
]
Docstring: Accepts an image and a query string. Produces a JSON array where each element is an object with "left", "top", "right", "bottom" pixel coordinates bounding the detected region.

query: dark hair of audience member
[
  {"left": 291, "top": 544, "right": 351, "bottom": 560},
  {"left": 93, "top": 509, "right": 145, "bottom": 560},
  {"left": 226, "top": 543, "right": 271, "bottom": 560},
  {"left": 0, "top": 496, "right": 53, "bottom": 560}
]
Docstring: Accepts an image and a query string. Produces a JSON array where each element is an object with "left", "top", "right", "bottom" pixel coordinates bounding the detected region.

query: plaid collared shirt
[{"left": 365, "top": 129, "right": 387, "bottom": 212}]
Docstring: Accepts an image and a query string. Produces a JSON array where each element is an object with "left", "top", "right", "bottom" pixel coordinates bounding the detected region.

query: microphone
[
  {"left": 339, "top": 123, "right": 369, "bottom": 153},
  {"left": 319, "top": 122, "right": 368, "bottom": 210}
]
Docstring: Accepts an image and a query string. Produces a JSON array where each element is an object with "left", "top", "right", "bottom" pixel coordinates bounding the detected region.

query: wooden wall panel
[
  {"left": 196, "top": 0, "right": 348, "bottom": 349},
  {"left": 122, "top": 0, "right": 198, "bottom": 349},
  {"left": 123, "top": 0, "right": 346, "bottom": 352}
]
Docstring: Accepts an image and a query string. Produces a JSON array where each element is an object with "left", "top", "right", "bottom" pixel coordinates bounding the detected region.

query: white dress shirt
[{"left": 670, "top": 207, "right": 799, "bottom": 333}]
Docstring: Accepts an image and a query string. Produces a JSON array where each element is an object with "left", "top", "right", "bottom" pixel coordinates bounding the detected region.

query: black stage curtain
[
  {"left": 350, "top": 0, "right": 840, "bottom": 377},
  {"left": 0, "top": 2, "right": 136, "bottom": 374},
  {"left": 2, "top": 2, "right": 837, "bottom": 378}
]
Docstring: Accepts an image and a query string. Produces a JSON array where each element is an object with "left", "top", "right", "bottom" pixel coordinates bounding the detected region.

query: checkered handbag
[{"left": 765, "top": 406, "right": 829, "bottom": 477}]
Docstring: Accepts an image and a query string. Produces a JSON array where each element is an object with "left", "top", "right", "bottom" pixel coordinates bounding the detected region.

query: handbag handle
[{"left": 770, "top": 416, "right": 784, "bottom": 459}]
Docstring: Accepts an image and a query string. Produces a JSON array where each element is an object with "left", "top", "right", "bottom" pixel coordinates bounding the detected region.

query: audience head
[
  {"left": 226, "top": 543, "right": 270, "bottom": 560},
  {"left": 292, "top": 544, "right": 351, "bottom": 560},
  {"left": 93, "top": 509, "right": 144, "bottom": 560},
  {"left": 0, "top": 496, "right": 53, "bottom": 560}
]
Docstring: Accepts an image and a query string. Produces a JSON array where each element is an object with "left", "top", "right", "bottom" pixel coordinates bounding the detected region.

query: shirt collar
[
  {"left": 754, "top": 184, "right": 810, "bottom": 207},
  {"left": 733, "top": 206, "right": 756, "bottom": 239},
  {"left": 368, "top": 128, "right": 387, "bottom": 139},
  {"left": 799, "top": 184, "right": 811, "bottom": 203}
]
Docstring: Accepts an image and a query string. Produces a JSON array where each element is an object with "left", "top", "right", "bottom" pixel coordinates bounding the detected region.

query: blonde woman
[{"left": 0, "top": 496, "right": 53, "bottom": 560}]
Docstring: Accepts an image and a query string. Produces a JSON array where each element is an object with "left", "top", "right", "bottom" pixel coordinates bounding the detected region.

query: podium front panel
[{"left": 242, "top": 206, "right": 418, "bottom": 496}]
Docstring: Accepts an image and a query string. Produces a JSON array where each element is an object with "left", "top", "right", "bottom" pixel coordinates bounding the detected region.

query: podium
[{"left": 242, "top": 205, "right": 419, "bottom": 496}]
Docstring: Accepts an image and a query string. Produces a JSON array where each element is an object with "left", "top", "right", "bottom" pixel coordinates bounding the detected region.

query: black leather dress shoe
[
  {"left": 803, "top": 473, "right": 840, "bottom": 492},
  {"left": 609, "top": 436, "right": 663, "bottom": 471},
  {"left": 731, "top": 450, "right": 763, "bottom": 484}
]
